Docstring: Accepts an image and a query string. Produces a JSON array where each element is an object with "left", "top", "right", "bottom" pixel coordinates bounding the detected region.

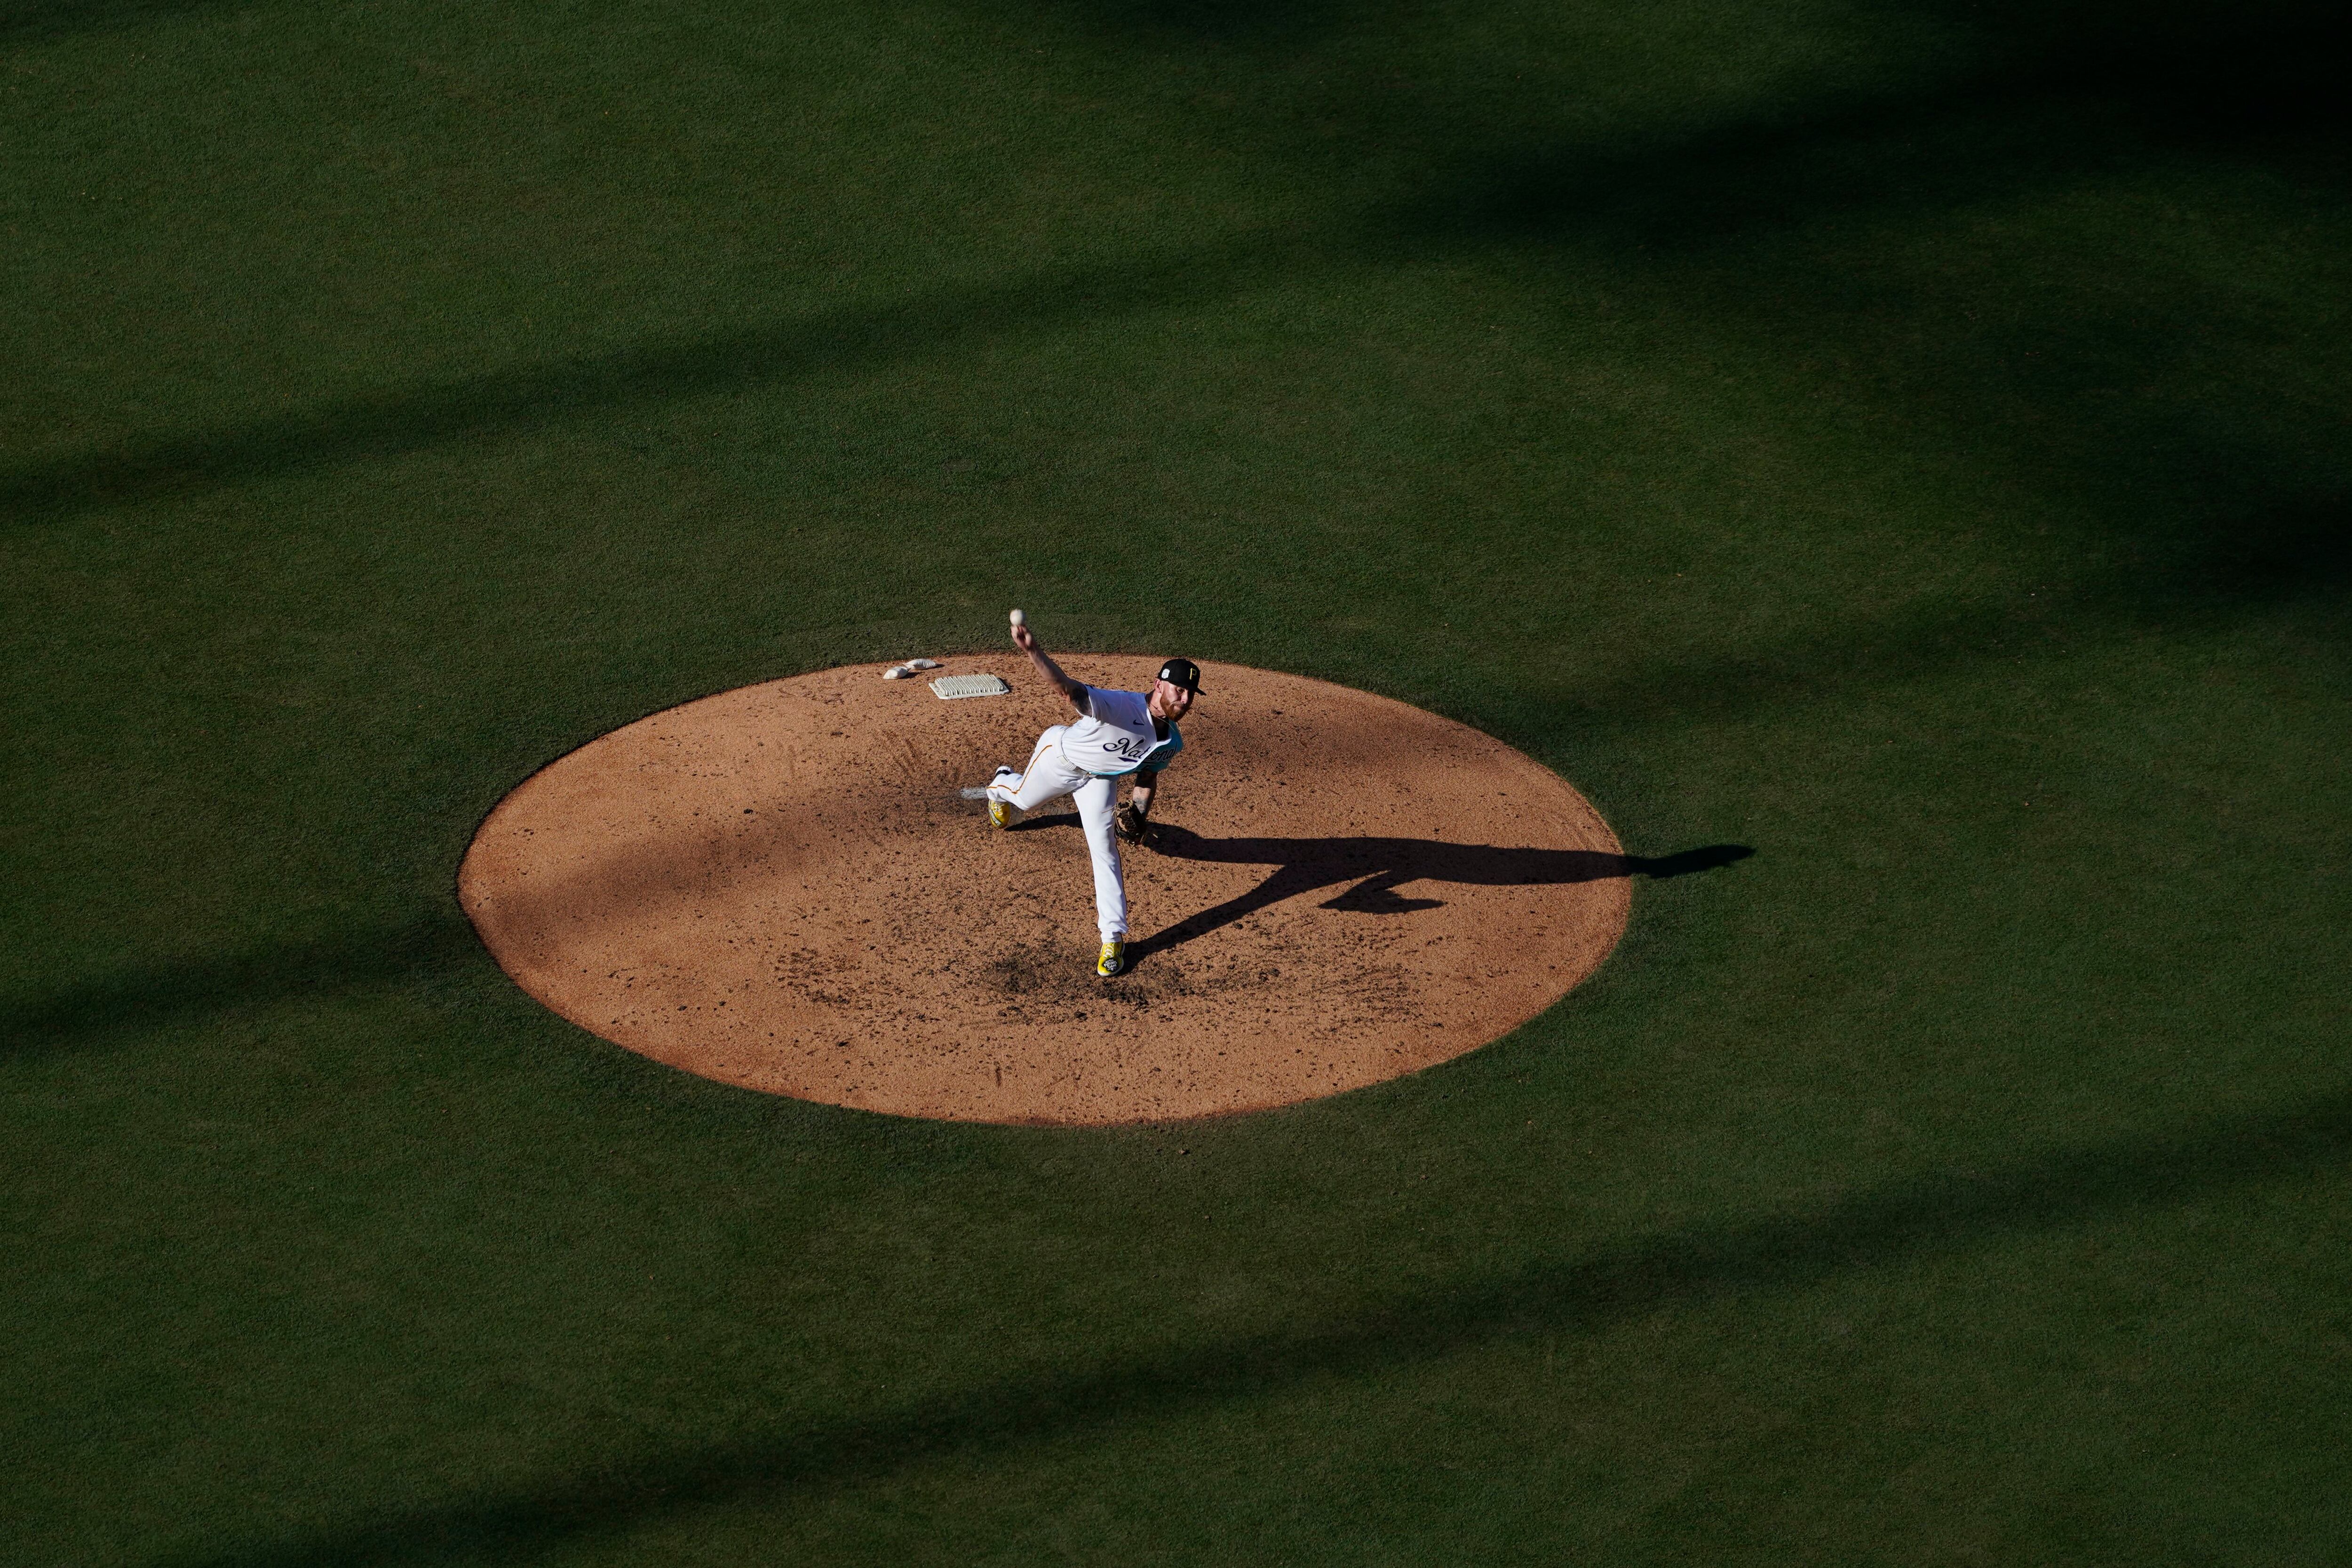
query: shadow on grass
[
  {"left": 0, "top": 239, "right": 1292, "bottom": 528},
  {"left": 1, "top": 909, "right": 482, "bottom": 1058},
  {"left": 1371, "top": 5, "right": 2352, "bottom": 624},
  {"left": 1133, "top": 829, "right": 1751, "bottom": 957},
  {"left": 0, "top": 0, "right": 244, "bottom": 44},
  {"left": 1408, "top": 4, "right": 2349, "bottom": 248},
  {"left": 1542, "top": 492, "right": 2352, "bottom": 739},
  {"left": 166, "top": 1082, "right": 2352, "bottom": 1567},
  {"left": 10, "top": 7, "right": 2343, "bottom": 549}
]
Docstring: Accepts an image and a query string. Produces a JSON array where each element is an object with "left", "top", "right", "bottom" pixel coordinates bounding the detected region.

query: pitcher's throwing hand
[{"left": 988, "top": 617, "right": 1202, "bottom": 977}]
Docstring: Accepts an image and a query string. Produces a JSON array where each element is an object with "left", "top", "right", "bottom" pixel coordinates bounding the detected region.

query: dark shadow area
[
  {"left": 1083, "top": 0, "right": 2352, "bottom": 630},
  {"left": 2, "top": 910, "right": 482, "bottom": 1058},
  {"left": 166, "top": 1082, "right": 2352, "bottom": 1568},
  {"left": 1961, "top": 0, "right": 2347, "bottom": 139},
  {"left": 1133, "top": 830, "right": 1750, "bottom": 957},
  {"left": 0, "top": 239, "right": 1289, "bottom": 528},
  {"left": 1003, "top": 808, "right": 1081, "bottom": 831},
  {"left": 1416, "top": 6, "right": 2350, "bottom": 247},
  {"left": 1046, "top": 0, "right": 1348, "bottom": 45},
  {"left": 1623, "top": 844, "right": 1757, "bottom": 878},
  {"left": 1356, "top": 11, "right": 2352, "bottom": 654},
  {"left": 11, "top": 0, "right": 2342, "bottom": 649},
  {"left": 0, "top": 0, "right": 245, "bottom": 44},
  {"left": 1543, "top": 493, "right": 2350, "bottom": 740}
]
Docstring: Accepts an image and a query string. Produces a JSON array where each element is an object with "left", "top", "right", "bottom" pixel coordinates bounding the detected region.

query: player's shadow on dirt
[{"left": 1130, "top": 829, "right": 1752, "bottom": 961}]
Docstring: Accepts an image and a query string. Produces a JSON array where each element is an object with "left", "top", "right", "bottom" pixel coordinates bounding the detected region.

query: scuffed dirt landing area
[{"left": 459, "top": 659, "right": 1630, "bottom": 1125}]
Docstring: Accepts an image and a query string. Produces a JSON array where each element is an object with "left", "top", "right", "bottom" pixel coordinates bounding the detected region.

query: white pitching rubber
[{"left": 930, "top": 674, "right": 1011, "bottom": 700}]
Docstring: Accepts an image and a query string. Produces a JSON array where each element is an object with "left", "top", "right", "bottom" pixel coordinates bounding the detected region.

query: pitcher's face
[{"left": 1150, "top": 680, "right": 1194, "bottom": 721}]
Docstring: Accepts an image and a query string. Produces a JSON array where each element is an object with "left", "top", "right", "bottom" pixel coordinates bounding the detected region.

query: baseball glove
[{"left": 1115, "top": 804, "right": 1152, "bottom": 845}]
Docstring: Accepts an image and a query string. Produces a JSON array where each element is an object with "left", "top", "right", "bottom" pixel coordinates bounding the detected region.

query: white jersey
[{"left": 1056, "top": 685, "right": 1184, "bottom": 778}]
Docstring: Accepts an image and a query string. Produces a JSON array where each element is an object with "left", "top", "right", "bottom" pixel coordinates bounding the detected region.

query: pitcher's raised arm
[{"left": 1011, "top": 618, "right": 1090, "bottom": 716}]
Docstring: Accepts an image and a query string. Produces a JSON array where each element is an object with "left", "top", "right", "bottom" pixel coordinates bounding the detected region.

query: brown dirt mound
[{"left": 458, "top": 658, "right": 1630, "bottom": 1125}]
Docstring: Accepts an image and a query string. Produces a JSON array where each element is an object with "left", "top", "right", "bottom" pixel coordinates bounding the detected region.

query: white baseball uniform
[{"left": 987, "top": 685, "right": 1185, "bottom": 939}]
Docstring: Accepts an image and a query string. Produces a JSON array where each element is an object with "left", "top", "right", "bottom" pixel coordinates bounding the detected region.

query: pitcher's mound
[{"left": 460, "top": 659, "right": 1629, "bottom": 1125}]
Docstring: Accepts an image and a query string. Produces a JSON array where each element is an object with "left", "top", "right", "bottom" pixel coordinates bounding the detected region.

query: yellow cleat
[
  {"left": 1096, "top": 938, "right": 1127, "bottom": 978},
  {"left": 988, "top": 798, "right": 1013, "bottom": 829}
]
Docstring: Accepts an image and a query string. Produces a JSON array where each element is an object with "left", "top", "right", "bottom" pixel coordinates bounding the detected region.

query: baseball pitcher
[{"left": 985, "top": 616, "right": 1201, "bottom": 977}]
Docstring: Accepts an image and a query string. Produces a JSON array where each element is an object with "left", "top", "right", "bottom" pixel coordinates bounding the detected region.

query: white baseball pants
[{"left": 987, "top": 725, "right": 1126, "bottom": 939}]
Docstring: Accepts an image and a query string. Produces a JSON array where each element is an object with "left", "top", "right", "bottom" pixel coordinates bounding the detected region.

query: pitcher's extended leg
[{"left": 1072, "top": 774, "right": 1127, "bottom": 940}]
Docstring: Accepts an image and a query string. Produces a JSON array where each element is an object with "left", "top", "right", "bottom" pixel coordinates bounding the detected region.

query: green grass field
[{"left": 6, "top": 0, "right": 2349, "bottom": 1560}]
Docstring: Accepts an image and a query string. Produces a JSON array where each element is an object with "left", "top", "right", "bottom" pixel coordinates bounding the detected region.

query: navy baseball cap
[{"left": 1157, "top": 657, "right": 1203, "bottom": 694}]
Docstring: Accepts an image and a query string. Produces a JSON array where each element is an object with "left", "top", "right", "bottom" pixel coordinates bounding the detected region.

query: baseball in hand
[{"left": 1009, "top": 609, "right": 1025, "bottom": 628}]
